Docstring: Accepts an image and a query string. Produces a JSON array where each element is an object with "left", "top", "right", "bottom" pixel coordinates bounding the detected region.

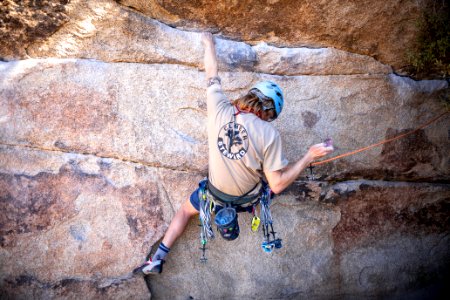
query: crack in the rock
[
  {"left": 0, "top": 142, "right": 198, "bottom": 173},
  {"left": 79, "top": 58, "right": 391, "bottom": 77},
  {"left": 156, "top": 174, "right": 176, "bottom": 216},
  {"left": 427, "top": 233, "right": 450, "bottom": 256},
  {"left": 3, "top": 142, "right": 447, "bottom": 186},
  {"left": 2, "top": 58, "right": 396, "bottom": 80},
  {"left": 264, "top": 70, "right": 391, "bottom": 77},
  {"left": 110, "top": 57, "right": 201, "bottom": 70},
  {"left": 177, "top": 106, "right": 206, "bottom": 114},
  {"left": 4, "top": 272, "right": 137, "bottom": 291}
]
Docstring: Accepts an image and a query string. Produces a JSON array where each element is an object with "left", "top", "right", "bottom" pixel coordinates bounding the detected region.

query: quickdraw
[
  {"left": 198, "top": 180, "right": 214, "bottom": 263},
  {"left": 307, "top": 164, "right": 316, "bottom": 181},
  {"left": 259, "top": 186, "right": 282, "bottom": 253}
]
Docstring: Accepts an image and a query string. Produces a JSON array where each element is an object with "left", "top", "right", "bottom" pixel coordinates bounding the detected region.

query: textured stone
[
  {"left": 1, "top": 59, "right": 447, "bottom": 182},
  {"left": 4, "top": 0, "right": 390, "bottom": 77},
  {"left": 1, "top": 276, "right": 150, "bottom": 300},
  {"left": 149, "top": 199, "right": 341, "bottom": 299},
  {"left": 327, "top": 180, "right": 450, "bottom": 253},
  {"left": 1, "top": 143, "right": 448, "bottom": 298},
  {"left": 253, "top": 42, "right": 391, "bottom": 75},
  {"left": 0, "top": 145, "right": 201, "bottom": 298},
  {"left": 337, "top": 233, "right": 449, "bottom": 299},
  {"left": 0, "top": 0, "right": 70, "bottom": 59},
  {"left": 147, "top": 180, "right": 450, "bottom": 299},
  {"left": 0, "top": 59, "right": 210, "bottom": 173},
  {"left": 1, "top": 0, "right": 449, "bottom": 298},
  {"left": 117, "top": 0, "right": 432, "bottom": 71},
  {"left": 329, "top": 180, "right": 450, "bottom": 298}
]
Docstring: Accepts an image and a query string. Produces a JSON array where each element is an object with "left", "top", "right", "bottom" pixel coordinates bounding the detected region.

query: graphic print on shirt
[{"left": 217, "top": 121, "right": 249, "bottom": 160}]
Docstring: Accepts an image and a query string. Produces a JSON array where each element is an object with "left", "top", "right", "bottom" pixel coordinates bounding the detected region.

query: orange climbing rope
[{"left": 311, "top": 110, "right": 449, "bottom": 167}]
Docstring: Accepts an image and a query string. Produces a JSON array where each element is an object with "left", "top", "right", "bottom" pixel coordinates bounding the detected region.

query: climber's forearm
[
  {"left": 265, "top": 153, "right": 314, "bottom": 194},
  {"left": 265, "top": 143, "right": 334, "bottom": 194},
  {"left": 202, "top": 34, "right": 218, "bottom": 79}
]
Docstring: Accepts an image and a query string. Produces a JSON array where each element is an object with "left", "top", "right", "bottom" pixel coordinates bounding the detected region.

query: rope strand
[{"left": 311, "top": 111, "right": 449, "bottom": 166}]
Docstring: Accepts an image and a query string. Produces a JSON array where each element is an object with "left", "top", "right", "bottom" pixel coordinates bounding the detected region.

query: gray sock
[{"left": 152, "top": 242, "right": 170, "bottom": 261}]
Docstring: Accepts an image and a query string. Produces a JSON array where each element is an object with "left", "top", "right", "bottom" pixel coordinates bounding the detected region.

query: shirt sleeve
[
  {"left": 206, "top": 80, "right": 229, "bottom": 116},
  {"left": 263, "top": 132, "right": 289, "bottom": 172}
]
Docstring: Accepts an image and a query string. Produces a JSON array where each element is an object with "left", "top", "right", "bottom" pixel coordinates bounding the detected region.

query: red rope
[{"left": 311, "top": 110, "right": 449, "bottom": 166}]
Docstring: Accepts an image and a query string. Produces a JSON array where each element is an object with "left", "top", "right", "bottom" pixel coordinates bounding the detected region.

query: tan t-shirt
[{"left": 207, "top": 81, "right": 289, "bottom": 196}]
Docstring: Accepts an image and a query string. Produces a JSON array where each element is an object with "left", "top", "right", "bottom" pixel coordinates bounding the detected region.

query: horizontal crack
[
  {"left": 109, "top": 57, "right": 201, "bottom": 70},
  {"left": 293, "top": 178, "right": 450, "bottom": 187},
  {"left": 3, "top": 142, "right": 446, "bottom": 185},
  {"left": 1, "top": 58, "right": 394, "bottom": 79},
  {"left": 177, "top": 106, "right": 206, "bottom": 114},
  {"left": 0, "top": 142, "right": 199, "bottom": 173},
  {"left": 3, "top": 272, "right": 138, "bottom": 291}
]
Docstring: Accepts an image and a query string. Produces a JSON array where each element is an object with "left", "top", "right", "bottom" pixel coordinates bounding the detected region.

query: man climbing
[{"left": 134, "top": 32, "right": 334, "bottom": 275}]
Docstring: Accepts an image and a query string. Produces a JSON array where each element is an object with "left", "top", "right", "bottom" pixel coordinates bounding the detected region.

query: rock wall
[{"left": 1, "top": 0, "right": 449, "bottom": 299}]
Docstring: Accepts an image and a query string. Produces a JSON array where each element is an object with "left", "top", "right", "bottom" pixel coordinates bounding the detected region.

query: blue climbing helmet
[{"left": 251, "top": 81, "right": 284, "bottom": 118}]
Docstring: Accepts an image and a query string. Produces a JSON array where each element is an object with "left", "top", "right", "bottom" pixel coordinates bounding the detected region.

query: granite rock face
[
  {"left": 1, "top": 0, "right": 449, "bottom": 299},
  {"left": 0, "top": 0, "right": 70, "bottom": 59},
  {"left": 116, "top": 0, "right": 433, "bottom": 71},
  {"left": 149, "top": 180, "right": 449, "bottom": 299},
  {"left": 0, "top": 145, "right": 201, "bottom": 299},
  {"left": 3, "top": 0, "right": 392, "bottom": 77},
  {"left": 1, "top": 59, "right": 447, "bottom": 180}
]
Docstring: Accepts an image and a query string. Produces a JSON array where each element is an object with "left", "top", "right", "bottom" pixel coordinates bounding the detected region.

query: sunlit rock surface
[
  {"left": 116, "top": 0, "right": 432, "bottom": 71},
  {"left": 0, "top": 0, "right": 449, "bottom": 299},
  {"left": 1, "top": 59, "right": 447, "bottom": 180}
]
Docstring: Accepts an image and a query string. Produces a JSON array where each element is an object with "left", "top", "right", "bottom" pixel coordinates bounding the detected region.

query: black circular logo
[{"left": 217, "top": 122, "right": 249, "bottom": 160}]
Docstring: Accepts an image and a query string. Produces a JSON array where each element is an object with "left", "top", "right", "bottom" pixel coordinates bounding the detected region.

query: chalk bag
[{"left": 214, "top": 207, "right": 240, "bottom": 241}]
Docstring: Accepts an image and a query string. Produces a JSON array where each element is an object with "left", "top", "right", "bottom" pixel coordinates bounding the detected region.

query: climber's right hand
[{"left": 305, "top": 142, "right": 334, "bottom": 162}]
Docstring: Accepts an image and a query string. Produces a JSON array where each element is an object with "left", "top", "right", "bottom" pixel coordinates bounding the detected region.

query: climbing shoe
[{"left": 133, "top": 258, "right": 164, "bottom": 275}]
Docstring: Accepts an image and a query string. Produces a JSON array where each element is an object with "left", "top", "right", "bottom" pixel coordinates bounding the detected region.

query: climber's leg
[
  {"left": 161, "top": 199, "right": 199, "bottom": 249},
  {"left": 134, "top": 195, "right": 199, "bottom": 275}
]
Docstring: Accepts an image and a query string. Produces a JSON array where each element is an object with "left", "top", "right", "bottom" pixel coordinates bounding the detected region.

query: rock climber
[{"left": 134, "top": 32, "right": 334, "bottom": 275}]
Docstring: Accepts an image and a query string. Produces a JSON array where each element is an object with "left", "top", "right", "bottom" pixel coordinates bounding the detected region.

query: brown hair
[{"left": 232, "top": 91, "right": 275, "bottom": 117}]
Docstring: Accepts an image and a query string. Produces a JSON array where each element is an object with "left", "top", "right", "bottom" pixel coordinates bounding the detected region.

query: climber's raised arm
[{"left": 202, "top": 32, "right": 218, "bottom": 79}]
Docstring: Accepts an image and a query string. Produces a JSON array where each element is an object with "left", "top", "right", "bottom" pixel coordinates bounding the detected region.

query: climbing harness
[{"left": 197, "top": 179, "right": 282, "bottom": 262}]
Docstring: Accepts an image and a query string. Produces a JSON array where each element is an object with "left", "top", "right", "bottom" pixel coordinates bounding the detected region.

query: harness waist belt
[{"left": 207, "top": 180, "right": 261, "bottom": 206}]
